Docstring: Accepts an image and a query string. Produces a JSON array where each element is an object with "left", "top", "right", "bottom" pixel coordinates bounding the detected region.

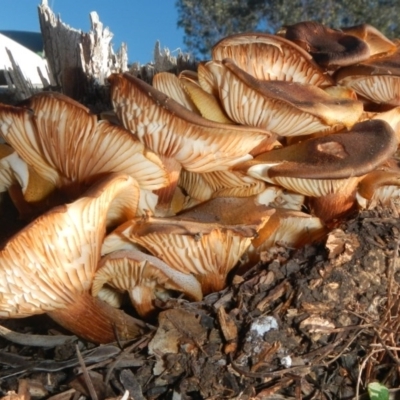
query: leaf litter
[{"left": 1, "top": 204, "right": 400, "bottom": 399}]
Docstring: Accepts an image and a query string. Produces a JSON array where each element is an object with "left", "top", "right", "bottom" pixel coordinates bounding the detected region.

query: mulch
[{"left": 1, "top": 203, "right": 400, "bottom": 399}]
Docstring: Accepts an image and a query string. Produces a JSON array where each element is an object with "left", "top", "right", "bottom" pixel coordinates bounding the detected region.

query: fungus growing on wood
[
  {"left": 179, "top": 75, "right": 234, "bottom": 124},
  {"left": 153, "top": 71, "right": 233, "bottom": 124},
  {"left": 0, "top": 93, "right": 168, "bottom": 201},
  {"left": 370, "top": 107, "right": 400, "bottom": 142},
  {"left": 236, "top": 120, "right": 398, "bottom": 221},
  {"left": 357, "top": 170, "right": 400, "bottom": 209},
  {"left": 109, "top": 73, "right": 277, "bottom": 167},
  {"left": 0, "top": 174, "right": 145, "bottom": 344},
  {"left": 108, "top": 72, "right": 277, "bottom": 214},
  {"left": 250, "top": 209, "right": 326, "bottom": 253},
  {"left": 201, "top": 59, "right": 363, "bottom": 136},
  {"left": 92, "top": 250, "right": 202, "bottom": 317},
  {"left": 341, "top": 24, "right": 396, "bottom": 57},
  {"left": 0, "top": 143, "right": 55, "bottom": 216},
  {"left": 107, "top": 197, "right": 275, "bottom": 294},
  {"left": 256, "top": 185, "right": 305, "bottom": 211},
  {"left": 284, "top": 21, "right": 371, "bottom": 68},
  {"left": 153, "top": 72, "right": 199, "bottom": 113},
  {"left": 334, "top": 47, "right": 400, "bottom": 106},
  {"left": 212, "top": 32, "right": 333, "bottom": 86},
  {"left": 178, "top": 169, "right": 266, "bottom": 205}
]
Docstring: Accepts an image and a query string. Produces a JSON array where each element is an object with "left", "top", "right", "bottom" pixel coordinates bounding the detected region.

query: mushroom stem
[
  {"left": 47, "top": 292, "right": 146, "bottom": 344},
  {"left": 7, "top": 184, "right": 34, "bottom": 220},
  {"left": 153, "top": 156, "right": 182, "bottom": 216},
  {"left": 199, "top": 272, "right": 228, "bottom": 294},
  {"left": 308, "top": 185, "right": 359, "bottom": 223}
]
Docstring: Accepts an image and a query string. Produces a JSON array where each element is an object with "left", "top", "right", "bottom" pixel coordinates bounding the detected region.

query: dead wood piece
[
  {"left": 0, "top": 324, "right": 77, "bottom": 347},
  {"left": 128, "top": 41, "right": 197, "bottom": 84},
  {"left": 38, "top": 0, "right": 127, "bottom": 101}
]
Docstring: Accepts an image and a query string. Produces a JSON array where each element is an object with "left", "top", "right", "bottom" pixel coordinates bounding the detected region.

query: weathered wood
[
  {"left": 38, "top": 0, "right": 83, "bottom": 98},
  {"left": 2, "top": 0, "right": 196, "bottom": 108},
  {"left": 129, "top": 41, "right": 197, "bottom": 84},
  {"left": 38, "top": 0, "right": 128, "bottom": 105},
  {"left": 4, "top": 49, "right": 36, "bottom": 102},
  {"left": 79, "top": 12, "right": 128, "bottom": 85}
]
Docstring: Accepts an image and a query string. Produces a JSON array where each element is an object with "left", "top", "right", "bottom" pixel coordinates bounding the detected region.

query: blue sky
[{"left": 0, "top": 0, "right": 186, "bottom": 65}]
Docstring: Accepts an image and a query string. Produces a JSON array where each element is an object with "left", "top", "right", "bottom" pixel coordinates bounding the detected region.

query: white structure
[{"left": 0, "top": 32, "right": 49, "bottom": 87}]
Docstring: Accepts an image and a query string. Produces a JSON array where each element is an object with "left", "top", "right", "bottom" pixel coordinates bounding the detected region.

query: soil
[{"left": 1, "top": 202, "right": 400, "bottom": 400}]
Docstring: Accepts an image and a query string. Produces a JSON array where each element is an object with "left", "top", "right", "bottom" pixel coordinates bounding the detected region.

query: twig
[
  {"left": 356, "top": 348, "right": 385, "bottom": 400},
  {"left": 105, "top": 336, "right": 150, "bottom": 385},
  {"left": 76, "top": 344, "right": 98, "bottom": 400},
  {"left": 0, "top": 324, "right": 77, "bottom": 347}
]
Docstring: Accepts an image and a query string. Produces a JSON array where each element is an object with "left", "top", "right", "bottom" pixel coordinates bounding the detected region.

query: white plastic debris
[
  {"left": 249, "top": 316, "right": 278, "bottom": 337},
  {"left": 280, "top": 355, "right": 292, "bottom": 368}
]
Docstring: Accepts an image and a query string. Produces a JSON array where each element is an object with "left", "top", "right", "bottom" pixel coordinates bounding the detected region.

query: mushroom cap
[
  {"left": 357, "top": 170, "right": 400, "bottom": 208},
  {"left": 179, "top": 77, "right": 234, "bottom": 124},
  {"left": 108, "top": 73, "right": 277, "bottom": 172},
  {"left": 212, "top": 32, "right": 333, "bottom": 86},
  {"left": 256, "top": 185, "right": 305, "bottom": 211},
  {"left": 284, "top": 21, "right": 370, "bottom": 67},
  {"left": 153, "top": 72, "right": 199, "bottom": 113},
  {"left": 334, "top": 48, "right": 400, "bottom": 105},
  {"left": 202, "top": 59, "right": 363, "bottom": 135},
  {"left": 341, "top": 24, "right": 397, "bottom": 57},
  {"left": 154, "top": 70, "right": 234, "bottom": 124},
  {"left": 335, "top": 46, "right": 400, "bottom": 78},
  {"left": 250, "top": 209, "right": 326, "bottom": 251},
  {"left": 178, "top": 169, "right": 266, "bottom": 203},
  {"left": 178, "top": 196, "right": 275, "bottom": 228},
  {"left": 0, "top": 144, "right": 28, "bottom": 193},
  {"left": 0, "top": 144, "right": 55, "bottom": 215},
  {"left": 0, "top": 93, "right": 169, "bottom": 194},
  {"left": 244, "top": 119, "right": 397, "bottom": 179},
  {"left": 101, "top": 228, "right": 143, "bottom": 256},
  {"left": 111, "top": 197, "right": 274, "bottom": 294},
  {"left": 118, "top": 218, "right": 255, "bottom": 294},
  {"left": 371, "top": 107, "right": 400, "bottom": 141},
  {"left": 0, "top": 174, "right": 140, "bottom": 318},
  {"left": 237, "top": 120, "right": 398, "bottom": 196},
  {"left": 96, "top": 286, "right": 124, "bottom": 308},
  {"left": 92, "top": 249, "right": 202, "bottom": 317}
]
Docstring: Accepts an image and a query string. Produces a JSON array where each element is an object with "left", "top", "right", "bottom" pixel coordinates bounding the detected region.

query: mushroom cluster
[{"left": 0, "top": 20, "right": 399, "bottom": 344}]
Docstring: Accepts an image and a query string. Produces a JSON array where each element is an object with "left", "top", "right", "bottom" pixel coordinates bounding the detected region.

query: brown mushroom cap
[
  {"left": 240, "top": 119, "right": 397, "bottom": 182},
  {"left": 153, "top": 72, "right": 199, "bottom": 113},
  {"left": 180, "top": 77, "right": 234, "bottom": 124},
  {"left": 202, "top": 59, "right": 363, "bottom": 136},
  {"left": 0, "top": 144, "right": 28, "bottom": 193},
  {"left": 178, "top": 169, "right": 266, "bottom": 203},
  {"left": 0, "top": 93, "right": 168, "bottom": 196},
  {"left": 284, "top": 21, "right": 370, "bottom": 67},
  {"left": 357, "top": 170, "right": 400, "bottom": 208},
  {"left": 212, "top": 32, "right": 333, "bottom": 86},
  {"left": 92, "top": 250, "right": 202, "bottom": 317},
  {"left": 0, "top": 174, "right": 143, "bottom": 343},
  {"left": 256, "top": 185, "right": 305, "bottom": 211},
  {"left": 154, "top": 71, "right": 234, "bottom": 124},
  {"left": 334, "top": 48, "right": 400, "bottom": 105},
  {"left": 250, "top": 209, "right": 326, "bottom": 252},
  {"left": 110, "top": 217, "right": 254, "bottom": 294},
  {"left": 341, "top": 24, "right": 397, "bottom": 57},
  {"left": 0, "top": 144, "right": 55, "bottom": 217},
  {"left": 238, "top": 119, "right": 397, "bottom": 221},
  {"left": 109, "top": 197, "right": 274, "bottom": 294},
  {"left": 371, "top": 107, "right": 400, "bottom": 141},
  {"left": 108, "top": 72, "right": 277, "bottom": 172}
]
